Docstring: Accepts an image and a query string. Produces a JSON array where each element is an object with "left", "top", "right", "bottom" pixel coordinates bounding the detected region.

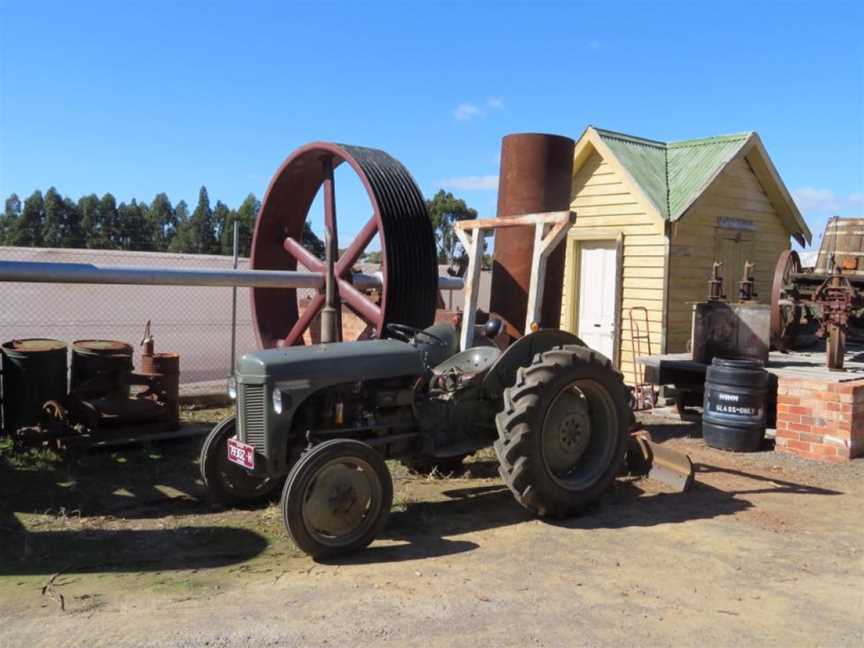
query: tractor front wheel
[
  {"left": 494, "top": 345, "right": 630, "bottom": 518},
  {"left": 282, "top": 439, "right": 393, "bottom": 559}
]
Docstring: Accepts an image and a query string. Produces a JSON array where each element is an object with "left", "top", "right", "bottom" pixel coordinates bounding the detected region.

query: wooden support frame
[{"left": 454, "top": 210, "right": 573, "bottom": 350}]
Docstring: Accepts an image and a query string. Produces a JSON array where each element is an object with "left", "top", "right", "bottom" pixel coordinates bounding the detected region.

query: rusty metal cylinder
[
  {"left": 1, "top": 339, "right": 68, "bottom": 434},
  {"left": 140, "top": 352, "right": 180, "bottom": 430},
  {"left": 491, "top": 133, "right": 575, "bottom": 337},
  {"left": 70, "top": 340, "right": 133, "bottom": 400}
]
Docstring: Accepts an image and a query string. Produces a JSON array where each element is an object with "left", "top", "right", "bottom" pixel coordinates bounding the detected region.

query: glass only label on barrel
[{"left": 707, "top": 390, "right": 762, "bottom": 417}]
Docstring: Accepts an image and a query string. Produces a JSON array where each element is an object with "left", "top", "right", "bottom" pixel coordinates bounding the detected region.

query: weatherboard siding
[
  {"left": 560, "top": 150, "right": 667, "bottom": 384},
  {"left": 666, "top": 156, "right": 791, "bottom": 352}
]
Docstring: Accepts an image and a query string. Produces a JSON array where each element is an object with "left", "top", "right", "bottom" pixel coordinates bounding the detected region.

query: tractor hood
[{"left": 237, "top": 338, "right": 425, "bottom": 383}]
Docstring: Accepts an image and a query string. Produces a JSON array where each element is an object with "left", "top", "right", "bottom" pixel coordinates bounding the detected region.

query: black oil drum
[
  {"left": 70, "top": 340, "right": 133, "bottom": 400},
  {"left": 702, "top": 357, "right": 768, "bottom": 451},
  {"left": 1, "top": 339, "right": 68, "bottom": 434}
]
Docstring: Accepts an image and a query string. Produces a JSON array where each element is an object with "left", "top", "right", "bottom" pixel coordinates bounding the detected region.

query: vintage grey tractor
[
  {"left": 199, "top": 140, "right": 633, "bottom": 559},
  {"left": 201, "top": 324, "right": 631, "bottom": 558}
]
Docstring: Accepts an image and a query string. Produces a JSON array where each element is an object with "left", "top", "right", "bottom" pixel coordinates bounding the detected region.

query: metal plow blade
[{"left": 627, "top": 431, "right": 695, "bottom": 493}]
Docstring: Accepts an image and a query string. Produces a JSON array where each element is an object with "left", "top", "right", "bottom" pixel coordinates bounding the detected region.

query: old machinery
[
  {"left": 201, "top": 138, "right": 695, "bottom": 559},
  {"left": 771, "top": 242, "right": 864, "bottom": 370},
  {"left": 1, "top": 324, "right": 181, "bottom": 444},
  {"left": 251, "top": 142, "right": 439, "bottom": 348},
  {"left": 200, "top": 138, "right": 683, "bottom": 560},
  {"left": 739, "top": 261, "right": 757, "bottom": 302},
  {"left": 708, "top": 261, "right": 726, "bottom": 301},
  {"left": 202, "top": 324, "right": 633, "bottom": 559},
  {"left": 770, "top": 249, "right": 804, "bottom": 352}
]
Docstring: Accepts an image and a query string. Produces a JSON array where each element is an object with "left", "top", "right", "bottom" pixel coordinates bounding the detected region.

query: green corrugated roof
[{"left": 594, "top": 128, "right": 752, "bottom": 221}]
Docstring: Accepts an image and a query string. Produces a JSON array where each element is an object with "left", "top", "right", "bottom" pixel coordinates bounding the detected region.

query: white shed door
[{"left": 577, "top": 241, "right": 618, "bottom": 360}]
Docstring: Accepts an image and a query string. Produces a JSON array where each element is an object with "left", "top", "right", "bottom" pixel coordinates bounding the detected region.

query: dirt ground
[{"left": 1, "top": 407, "right": 862, "bottom": 647}]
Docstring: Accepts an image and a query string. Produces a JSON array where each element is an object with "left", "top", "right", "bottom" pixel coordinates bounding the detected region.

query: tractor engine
[{"left": 292, "top": 376, "right": 419, "bottom": 451}]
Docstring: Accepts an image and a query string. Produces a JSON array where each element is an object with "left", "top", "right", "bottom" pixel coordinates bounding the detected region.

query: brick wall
[{"left": 775, "top": 376, "right": 864, "bottom": 462}]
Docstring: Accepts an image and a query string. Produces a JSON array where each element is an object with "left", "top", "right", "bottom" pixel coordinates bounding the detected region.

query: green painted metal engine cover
[{"left": 237, "top": 339, "right": 425, "bottom": 384}]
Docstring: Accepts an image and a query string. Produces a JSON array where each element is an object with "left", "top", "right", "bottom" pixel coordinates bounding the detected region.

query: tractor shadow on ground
[
  {"left": 0, "top": 437, "right": 224, "bottom": 522},
  {"left": 331, "top": 452, "right": 842, "bottom": 565},
  {"left": 0, "top": 437, "right": 270, "bottom": 576},
  {"left": 0, "top": 518, "right": 268, "bottom": 576}
]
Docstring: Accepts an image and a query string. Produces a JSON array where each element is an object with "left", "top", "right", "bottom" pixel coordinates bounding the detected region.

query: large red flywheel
[{"left": 250, "top": 142, "right": 438, "bottom": 348}]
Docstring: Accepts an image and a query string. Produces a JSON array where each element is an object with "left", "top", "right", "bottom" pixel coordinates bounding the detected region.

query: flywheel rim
[{"left": 250, "top": 142, "right": 438, "bottom": 348}]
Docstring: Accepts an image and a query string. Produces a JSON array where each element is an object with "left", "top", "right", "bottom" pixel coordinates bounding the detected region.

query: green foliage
[
  {"left": 41, "top": 187, "right": 66, "bottom": 248},
  {"left": 220, "top": 193, "right": 258, "bottom": 257},
  {"left": 116, "top": 199, "right": 150, "bottom": 250},
  {"left": 172, "top": 187, "right": 218, "bottom": 254},
  {"left": 147, "top": 193, "right": 176, "bottom": 251},
  {"left": 0, "top": 185, "right": 437, "bottom": 264},
  {"left": 77, "top": 194, "right": 101, "bottom": 248},
  {"left": 98, "top": 193, "right": 119, "bottom": 249},
  {"left": 425, "top": 190, "right": 477, "bottom": 263},
  {"left": 1, "top": 193, "right": 21, "bottom": 243},
  {"left": 11, "top": 190, "right": 45, "bottom": 247}
]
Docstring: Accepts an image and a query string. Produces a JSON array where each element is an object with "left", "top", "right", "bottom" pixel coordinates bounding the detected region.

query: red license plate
[{"left": 227, "top": 437, "right": 255, "bottom": 470}]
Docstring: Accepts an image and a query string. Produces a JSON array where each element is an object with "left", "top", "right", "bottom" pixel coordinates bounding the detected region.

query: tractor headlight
[
  {"left": 227, "top": 377, "right": 237, "bottom": 400},
  {"left": 273, "top": 388, "right": 284, "bottom": 415}
]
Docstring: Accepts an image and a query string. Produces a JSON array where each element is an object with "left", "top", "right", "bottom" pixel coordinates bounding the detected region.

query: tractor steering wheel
[{"left": 385, "top": 323, "right": 445, "bottom": 347}]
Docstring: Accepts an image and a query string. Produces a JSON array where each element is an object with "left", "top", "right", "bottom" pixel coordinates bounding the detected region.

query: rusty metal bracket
[
  {"left": 813, "top": 266, "right": 860, "bottom": 371},
  {"left": 739, "top": 261, "right": 757, "bottom": 301},
  {"left": 708, "top": 261, "right": 725, "bottom": 301}
]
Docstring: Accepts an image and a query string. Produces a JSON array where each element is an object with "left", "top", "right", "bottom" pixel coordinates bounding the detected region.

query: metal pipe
[
  {"left": 0, "top": 259, "right": 464, "bottom": 291},
  {"left": 491, "top": 133, "right": 576, "bottom": 337},
  {"left": 320, "top": 155, "right": 339, "bottom": 344},
  {"left": 230, "top": 221, "right": 239, "bottom": 378}
]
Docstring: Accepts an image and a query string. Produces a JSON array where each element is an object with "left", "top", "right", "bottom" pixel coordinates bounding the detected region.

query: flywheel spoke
[
  {"left": 280, "top": 293, "right": 324, "bottom": 346},
  {"left": 339, "top": 278, "right": 382, "bottom": 326},
  {"left": 283, "top": 237, "right": 325, "bottom": 273},
  {"left": 336, "top": 216, "right": 379, "bottom": 277}
]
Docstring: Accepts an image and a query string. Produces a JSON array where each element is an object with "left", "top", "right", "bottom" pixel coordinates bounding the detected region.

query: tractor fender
[{"left": 483, "top": 329, "right": 587, "bottom": 398}]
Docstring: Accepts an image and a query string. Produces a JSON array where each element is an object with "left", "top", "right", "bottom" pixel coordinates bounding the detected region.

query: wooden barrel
[{"left": 815, "top": 217, "right": 864, "bottom": 274}]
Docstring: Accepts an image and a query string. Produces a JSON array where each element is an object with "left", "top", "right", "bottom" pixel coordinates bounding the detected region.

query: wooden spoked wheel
[{"left": 770, "top": 249, "right": 802, "bottom": 351}]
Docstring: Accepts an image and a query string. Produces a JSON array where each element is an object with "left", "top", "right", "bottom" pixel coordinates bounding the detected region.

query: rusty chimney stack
[{"left": 491, "top": 133, "right": 575, "bottom": 337}]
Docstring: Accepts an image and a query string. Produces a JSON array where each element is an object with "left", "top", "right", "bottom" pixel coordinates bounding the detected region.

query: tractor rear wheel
[{"left": 493, "top": 345, "right": 630, "bottom": 518}]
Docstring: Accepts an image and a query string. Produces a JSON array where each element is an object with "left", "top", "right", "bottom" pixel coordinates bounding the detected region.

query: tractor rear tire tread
[{"left": 494, "top": 344, "right": 630, "bottom": 518}]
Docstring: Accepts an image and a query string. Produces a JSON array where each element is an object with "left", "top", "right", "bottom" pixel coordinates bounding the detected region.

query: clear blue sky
[{"left": 1, "top": 0, "right": 862, "bottom": 250}]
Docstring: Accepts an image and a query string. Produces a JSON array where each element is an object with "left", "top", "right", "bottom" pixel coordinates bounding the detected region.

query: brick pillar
[{"left": 775, "top": 376, "right": 864, "bottom": 462}]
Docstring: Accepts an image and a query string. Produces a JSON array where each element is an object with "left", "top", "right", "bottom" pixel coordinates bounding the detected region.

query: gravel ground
[{"left": 1, "top": 409, "right": 862, "bottom": 647}]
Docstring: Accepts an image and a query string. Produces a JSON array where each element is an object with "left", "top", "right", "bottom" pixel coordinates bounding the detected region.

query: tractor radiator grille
[{"left": 239, "top": 384, "right": 266, "bottom": 450}]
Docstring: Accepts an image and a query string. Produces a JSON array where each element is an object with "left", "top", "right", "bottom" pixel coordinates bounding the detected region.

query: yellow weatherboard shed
[{"left": 559, "top": 127, "right": 812, "bottom": 383}]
